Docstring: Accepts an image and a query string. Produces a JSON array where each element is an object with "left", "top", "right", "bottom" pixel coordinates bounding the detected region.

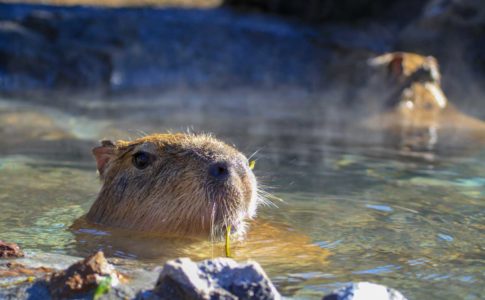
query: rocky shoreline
[{"left": 1, "top": 242, "right": 408, "bottom": 299}]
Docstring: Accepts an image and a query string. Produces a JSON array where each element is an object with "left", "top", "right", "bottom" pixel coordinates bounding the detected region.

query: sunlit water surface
[{"left": 0, "top": 94, "right": 484, "bottom": 299}]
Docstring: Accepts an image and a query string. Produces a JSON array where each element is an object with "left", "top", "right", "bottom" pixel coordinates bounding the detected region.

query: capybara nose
[{"left": 208, "top": 162, "right": 230, "bottom": 181}]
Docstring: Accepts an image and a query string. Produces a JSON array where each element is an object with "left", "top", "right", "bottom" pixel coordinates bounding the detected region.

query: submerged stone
[
  {"left": 0, "top": 262, "right": 53, "bottom": 277},
  {"left": 322, "top": 282, "right": 408, "bottom": 300},
  {"left": 151, "top": 257, "right": 281, "bottom": 300},
  {"left": 0, "top": 240, "right": 24, "bottom": 258}
]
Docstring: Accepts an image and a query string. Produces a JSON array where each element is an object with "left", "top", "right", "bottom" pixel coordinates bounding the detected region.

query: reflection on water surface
[{"left": 0, "top": 93, "right": 484, "bottom": 299}]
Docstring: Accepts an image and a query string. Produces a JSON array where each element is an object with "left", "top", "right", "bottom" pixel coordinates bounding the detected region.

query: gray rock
[
  {"left": 0, "top": 251, "right": 149, "bottom": 300},
  {"left": 151, "top": 257, "right": 280, "bottom": 300},
  {"left": 322, "top": 282, "right": 408, "bottom": 300},
  {"left": 0, "top": 281, "right": 51, "bottom": 300},
  {"left": 0, "top": 280, "right": 136, "bottom": 300}
]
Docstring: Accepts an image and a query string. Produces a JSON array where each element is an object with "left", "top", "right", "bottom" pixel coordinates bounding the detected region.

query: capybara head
[
  {"left": 87, "top": 133, "right": 259, "bottom": 239},
  {"left": 369, "top": 52, "right": 447, "bottom": 118},
  {"left": 368, "top": 52, "right": 441, "bottom": 84}
]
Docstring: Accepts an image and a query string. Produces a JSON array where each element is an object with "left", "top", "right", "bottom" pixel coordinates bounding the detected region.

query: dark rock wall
[
  {"left": 224, "top": 0, "right": 425, "bottom": 23},
  {"left": 0, "top": 4, "right": 331, "bottom": 94},
  {"left": 0, "top": 1, "right": 484, "bottom": 114}
]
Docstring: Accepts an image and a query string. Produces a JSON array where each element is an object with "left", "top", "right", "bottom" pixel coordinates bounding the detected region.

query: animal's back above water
[
  {"left": 72, "top": 217, "right": 330, "bottom": 268},
  {"left": 366, "top": 83, "right": 485, "bottom": 132}
]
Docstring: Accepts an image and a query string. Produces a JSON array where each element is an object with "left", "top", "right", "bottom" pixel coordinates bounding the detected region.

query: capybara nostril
[{"left": 208, "top": 162, "right": 230, "bottom": 181}]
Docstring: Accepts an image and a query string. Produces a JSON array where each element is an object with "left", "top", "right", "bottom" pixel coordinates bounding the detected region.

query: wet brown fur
[
  {"left": 366, "top": 52, "right": 485, "bottom": 132},
  {"left": 87, "top": 133, "right": 258, "bottom": 239}
]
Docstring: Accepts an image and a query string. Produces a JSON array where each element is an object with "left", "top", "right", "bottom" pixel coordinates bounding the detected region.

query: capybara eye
[{"left": 132, "top": 151, "right": 152, "bottom": 170}]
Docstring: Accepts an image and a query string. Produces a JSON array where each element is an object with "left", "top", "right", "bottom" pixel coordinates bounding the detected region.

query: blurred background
[
  {"left": 1, "top": 1, "right": 484, "bottom": 299},
  {"left": 1, "top": 0, "right": 484, "bottom": 156}
]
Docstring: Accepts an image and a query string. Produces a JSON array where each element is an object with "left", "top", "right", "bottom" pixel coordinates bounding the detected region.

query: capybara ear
[
  {"left": 92, "top": 140, "right": 116, "bottom": 178},
  {"left": 388, "top": 54, "right": 404, "bottom": 78},
  {"left": 368, "top": 53, "right": 404, "bottom": 77}
]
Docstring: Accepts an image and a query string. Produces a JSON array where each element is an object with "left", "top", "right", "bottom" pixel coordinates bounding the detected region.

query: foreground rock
[
  {"left": 0, "top": 252, "right": 139, "bottom": 300},
  {"left": 146, "top": 257, "right": 280, "bottom": 300},
  {"left": 322, "top": 282, "right": 408, "bottom": 300},
  {"left": 0, "top": 251, "right": 413, "bottom": 300},
  {"left": 49, "top": 251, "right": 123, "bottom": 299},
  {"left": 0, "top": 241, "right": 24, "bottom": 258}
]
